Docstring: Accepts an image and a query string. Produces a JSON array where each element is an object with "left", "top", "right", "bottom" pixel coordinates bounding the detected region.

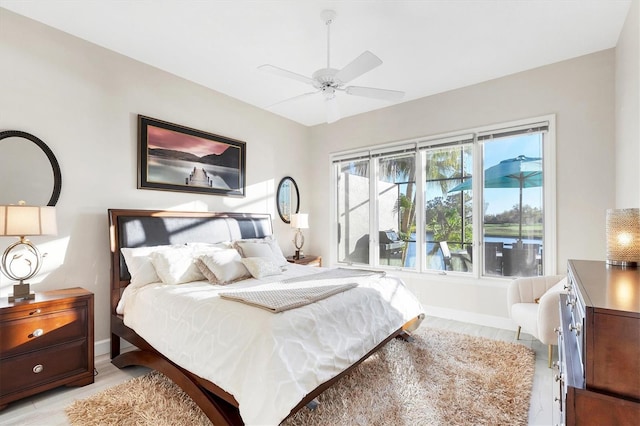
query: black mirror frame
[
  {"left": 0, "top": 130, "right": 62, "bottom": 206},
  {"left": 276, "top": 176, "right": 300, "bottom": 224}
]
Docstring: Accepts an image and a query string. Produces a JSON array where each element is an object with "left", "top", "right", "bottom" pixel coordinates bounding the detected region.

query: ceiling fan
[{"left": 258, "top": 10, "right": 404, "bottom": 123}]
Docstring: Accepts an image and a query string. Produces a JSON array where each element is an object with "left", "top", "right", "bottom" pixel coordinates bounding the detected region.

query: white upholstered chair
[{"left": 507, "top": 274, "right": 567, "bottom": 367}]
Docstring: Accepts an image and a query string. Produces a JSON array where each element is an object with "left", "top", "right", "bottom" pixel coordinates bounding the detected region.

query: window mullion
[
  {"left": 369, "top": 157, "right": 379, "bottom": 267},
  {"left": 415, "top": 151, "right": 426, "bottom": 272}
]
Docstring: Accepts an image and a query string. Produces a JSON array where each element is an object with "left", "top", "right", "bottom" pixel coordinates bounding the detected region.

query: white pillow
[
  {"left": 121, "top": 245, "right": 181, "bottom": 287},
  {"left": 241, "top": 257, "right": 282, "bottom": 279},
  {"left": 234, "top": 238, "right": 289, "bottom": 266},
  {"left": 265, "top": 238, "right": 288, "bottom": 266},
  {"left": 150, "top": 246, "right": 205, "bottom": 285},
  {"left": 197, "top": 249, "right": 250, "bottom": 285}
]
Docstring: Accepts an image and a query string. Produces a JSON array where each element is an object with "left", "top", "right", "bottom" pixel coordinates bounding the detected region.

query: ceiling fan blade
[
  {"left": 325, "top": 97, "right": 340, "bottom": 123},
  {"left": 258, "top": 64, "right": 315, "bottom": 86},
  {"left": 266, "top": 91, "right": 319, "bottom": 109},
  {"left": 334, "top": 51, "right": 382, "bottom": 85},
  {"left": 345, "top": 86, "right": 405, "bottom": 101}
]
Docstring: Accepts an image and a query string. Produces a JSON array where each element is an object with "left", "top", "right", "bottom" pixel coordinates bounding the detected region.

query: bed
[{"left": 108, "top": 209, "right": 424, "bottom": 425}]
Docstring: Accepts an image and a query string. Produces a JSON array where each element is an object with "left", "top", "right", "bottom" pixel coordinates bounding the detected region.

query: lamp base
[
  {"left": 606, "top": 260, "right": 639, "bottom": 268},
  {"left": 8, "top": 283, "right": 35, "bottom": 302}
]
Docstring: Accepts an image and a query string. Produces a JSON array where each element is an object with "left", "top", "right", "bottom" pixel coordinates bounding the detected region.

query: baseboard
[
  {"left": 425, "top": 305, "right": 515, "bottom": 331},
  {"left": 95, "top": 337, "right": 133, "bottom": 357}
]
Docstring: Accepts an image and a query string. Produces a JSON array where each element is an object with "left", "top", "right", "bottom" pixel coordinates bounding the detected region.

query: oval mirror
[
  {"left": 0, "top": 130, "right": 62, "bottom": 206},
  {"left": 276, "top": 176, "right": 299, "bottom": 224}
]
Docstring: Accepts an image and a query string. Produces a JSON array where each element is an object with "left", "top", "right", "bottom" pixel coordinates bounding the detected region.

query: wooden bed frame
[{"left": 108, "top": 208, "right": 408, "bottom": 425}]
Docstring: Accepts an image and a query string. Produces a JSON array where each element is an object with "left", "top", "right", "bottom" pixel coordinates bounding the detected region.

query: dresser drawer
[
  {"left": 0, "top": 306, "right": 87, "bottom": 358},
  {"left": 0, "top": 339, "right": 88, "bottom": 398}
]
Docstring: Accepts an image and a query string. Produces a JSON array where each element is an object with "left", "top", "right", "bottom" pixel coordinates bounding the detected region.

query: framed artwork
[{"left": 138, "top": 115, "right": 245, "bottom": 197}]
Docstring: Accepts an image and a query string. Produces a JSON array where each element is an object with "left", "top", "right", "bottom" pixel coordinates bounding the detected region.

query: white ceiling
[{"left": 1, "top": 0, "right": 632, "bottom": 126}]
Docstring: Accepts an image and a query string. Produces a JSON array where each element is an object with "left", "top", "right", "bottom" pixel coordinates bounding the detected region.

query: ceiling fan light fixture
[
  {"left": 259, "top": 8, "right": 404, "bottom": 124},
  {"left": 321, "top": 86, "right": 336, "bottom": 100}
]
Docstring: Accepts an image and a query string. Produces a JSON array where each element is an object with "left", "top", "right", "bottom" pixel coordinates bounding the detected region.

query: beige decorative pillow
[
  {"left": 234, "top": 238, "right": 288, "bottom": 266},
  {"left": 197, "top": 249, "right": 250, "bottom": 285},
  {"left": 241, "top": 257, "right": 282, "bottom": 279}
]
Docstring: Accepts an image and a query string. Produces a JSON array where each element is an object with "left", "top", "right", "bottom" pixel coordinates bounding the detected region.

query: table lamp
[
  {"left": 0, "top": 201, "right": 57, "bottom": 301},
  {"left": 606, "top": 208, "right": 640, "bottom": 268},
  {"left": 290, "top": 213, "right": 309, "bottom": 260}
]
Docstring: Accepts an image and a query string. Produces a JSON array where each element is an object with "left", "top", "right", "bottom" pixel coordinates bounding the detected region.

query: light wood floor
[{"left": 0, "top": 316, "right": 557, "bottom": 425}]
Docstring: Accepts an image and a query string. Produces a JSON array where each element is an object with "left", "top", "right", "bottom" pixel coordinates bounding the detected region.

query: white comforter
[{"left": 120, "top": 265, "right": 424, "bottom": 425}]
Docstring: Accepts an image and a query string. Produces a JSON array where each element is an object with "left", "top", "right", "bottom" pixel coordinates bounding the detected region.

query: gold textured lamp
[
  {"left": 290, "top": 213, "right": 309, "bottom": 260},
  {"left": 0, "top": 201, "right": 57, "bottom": 301},
  {"left": 606, "top": 208, "right": 640, "bottom": 268}
]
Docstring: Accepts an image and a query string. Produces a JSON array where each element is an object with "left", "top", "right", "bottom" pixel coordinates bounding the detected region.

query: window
[
  {"left": 331, "top": 116, "right": 555, "bottom": 279},
  {"left": 335, "top": 157, "right": 370, "bottom": 265},
  {"left": 423, "top": 141, "right": 473, "bottom": 272}
]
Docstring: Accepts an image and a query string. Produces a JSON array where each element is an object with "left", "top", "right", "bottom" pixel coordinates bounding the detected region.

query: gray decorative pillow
[{"left": 197, "top": 249, "right": 250, "bottom": 285}]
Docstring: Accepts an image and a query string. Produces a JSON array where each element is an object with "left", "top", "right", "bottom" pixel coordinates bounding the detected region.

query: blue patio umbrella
[{"left": 449, "top": 155, "right": 543, "bottom": 243}]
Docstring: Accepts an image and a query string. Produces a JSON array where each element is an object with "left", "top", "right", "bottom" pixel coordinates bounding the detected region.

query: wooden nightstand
[
  {"left": 0, "top": 287, "right": 94, "bottom": 410},
  {"left": 286, "top": 255, "right": 322, "bottom": 267}
]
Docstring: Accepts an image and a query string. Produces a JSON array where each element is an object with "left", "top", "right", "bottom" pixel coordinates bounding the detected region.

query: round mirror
[
  {"left": 276, "top": 176, "right": 299, "bottom": 224},
  {"left": 0, "top": 130, "right": 62, "bottom": 206}
]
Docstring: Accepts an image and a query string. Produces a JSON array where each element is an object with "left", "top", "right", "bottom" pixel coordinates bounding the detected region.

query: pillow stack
[{"left": 120, "top": 237, "right": 289, "bottom": 287}]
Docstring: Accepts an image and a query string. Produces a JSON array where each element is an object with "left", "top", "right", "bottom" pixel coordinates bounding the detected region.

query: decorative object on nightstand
[
  {"left": 605, "top": 208, "right": 640, "bottom": 267},
  {"left": 0, "top": 287, "right": 94, "bottom": 410},
  {"left": 286, "top": 255, "right": 322, "bottom": 267},
  {"left": 0, "top": 201, "right": 57, "bottom": 302},
  {"left": 290, "top": 213, "right": 309, "bottom": 260}
]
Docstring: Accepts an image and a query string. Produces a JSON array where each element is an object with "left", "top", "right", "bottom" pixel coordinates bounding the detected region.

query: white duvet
[{"left": 120, "top": 264, "right": 424, "bottom": 425}]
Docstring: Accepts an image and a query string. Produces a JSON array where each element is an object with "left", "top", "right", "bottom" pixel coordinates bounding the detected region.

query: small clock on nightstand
[{"left": 286, "top": 255, "right": 322, "bottom": 267}]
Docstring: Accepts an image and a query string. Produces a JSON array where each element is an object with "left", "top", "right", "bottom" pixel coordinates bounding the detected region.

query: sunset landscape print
[{"left": 138, "top": 116, "right": 245, "bottom": 197}]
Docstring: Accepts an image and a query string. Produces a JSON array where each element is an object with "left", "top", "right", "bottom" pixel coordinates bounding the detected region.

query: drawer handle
[
  {"left": 554, "top": 374, "right": 563, "bottom": 382},
  {"left": 554, "top": 327, "right": 561, "bottom": 335},
  {"left": 565, "top": 299, "right": 575, "bottom": 308},
  {"left": 29, "top": 308, "right": 41, "bottom": 315},
  {"left": 33, "top": 364, "right": 44, "bottom": 374},
  {"left": 32, "top": 328, "right": 44, "bottom": 338},
  {"left": 569, "top": 323, "right": 581, "bottom": 335}
]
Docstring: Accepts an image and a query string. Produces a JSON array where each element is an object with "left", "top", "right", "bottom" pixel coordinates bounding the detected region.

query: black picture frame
[{"left": 138, "top": 115, "right": 245, "bottom": 197}]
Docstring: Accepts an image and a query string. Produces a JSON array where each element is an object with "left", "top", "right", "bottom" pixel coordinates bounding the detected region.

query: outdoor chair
[
  {"left": 484, "top": 242, "right": 503, "bottom": 275},
  {"left": 507, "top": 274, "right": 566, "bottom": 367},
  {"left": 503, "top": 243, "right": 540, "bottom": 276}
]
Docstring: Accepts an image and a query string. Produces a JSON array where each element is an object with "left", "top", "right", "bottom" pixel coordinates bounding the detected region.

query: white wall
[
  {"left": 0, "top": 9, "right": 310, "bottom": 347},
  {"left": 308, "top": 50, "right": 617, "bottom": 326},
  {"left": 615, "top": 0, "right": 640, "bottom": 208}
]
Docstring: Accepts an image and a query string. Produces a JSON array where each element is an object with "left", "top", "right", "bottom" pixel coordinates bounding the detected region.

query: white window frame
[{"left": 329, "top": 114, "right": 556, "bottom": 278}]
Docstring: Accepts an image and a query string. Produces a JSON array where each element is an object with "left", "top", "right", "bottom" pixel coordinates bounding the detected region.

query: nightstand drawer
[
  {"left": 0, "top": 307, "right": 87, "bottom": 357},
  {"left": 0, "top": 339, "right": 88, "bottom": 397}
]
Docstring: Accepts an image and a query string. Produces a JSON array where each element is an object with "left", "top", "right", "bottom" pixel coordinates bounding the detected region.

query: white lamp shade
[
  {"left": 0, "top": 205, "right": 57, "bottom": 237},
  {"left": 290, "top": 213, "right": 309, "bottom": 229}
]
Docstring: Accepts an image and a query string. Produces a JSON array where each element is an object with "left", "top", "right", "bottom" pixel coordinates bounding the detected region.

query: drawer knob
[
  {"left": 554, "top": 327, "right": 561, "bottom": 335},
  {"left": 32, "top": 328, "right": 44, "bottom": 338},
  {"left": 29, "top": 308, "right": 41, "bottom": 315},
  {"left": 565, "top": 299, "right": 575, "bottom": 308},
  {"left": 569, "top": 323, "right": 581, "bottom": 335},
  {"left": 32, "top": 364, "right": 44, "bottom": 374},
  {"left": 554, "top": 374, "right": 563, "bottom": 382}
]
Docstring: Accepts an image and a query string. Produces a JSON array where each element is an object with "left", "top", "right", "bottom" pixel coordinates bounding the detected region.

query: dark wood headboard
[{"left": 108, "top": 209, "right": 272, "bottom": 312}]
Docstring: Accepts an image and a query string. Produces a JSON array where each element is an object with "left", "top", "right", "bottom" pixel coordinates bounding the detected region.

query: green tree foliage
[{"left": 484, "top": 204, "right": 543, "bottom": 224}]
